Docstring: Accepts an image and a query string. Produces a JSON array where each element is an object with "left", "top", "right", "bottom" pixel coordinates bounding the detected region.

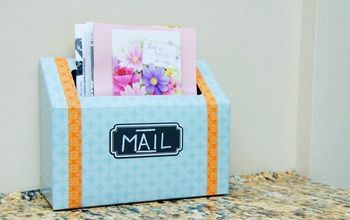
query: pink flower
[
  {"left": 113, "top": 67, "right": 140, "bottom": 95},
  {"left": 115, "top": 66, "right": 134, "bottom": 76},
  {"left": 119, "top": 43, "right": 143, "bottom": 70},
  {"left": 120, "top": 83, "right": 146, "bottom": 96}
]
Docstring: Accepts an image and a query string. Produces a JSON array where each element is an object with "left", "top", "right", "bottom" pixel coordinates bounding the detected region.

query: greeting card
[
  {"left": 112, "top": 30, "right": 181, "bottom": 96},
  {"left": 93, "top": 23, "right": 196, "bottom": 96}
]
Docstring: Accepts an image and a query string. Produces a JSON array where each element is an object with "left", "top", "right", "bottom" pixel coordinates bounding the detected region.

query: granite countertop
[{"left": 0, "top": 171, "right": 349, "bottom": 219}]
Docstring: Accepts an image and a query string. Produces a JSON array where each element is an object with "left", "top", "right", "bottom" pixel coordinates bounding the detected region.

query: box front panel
[
  {"left": 80, "top": 96, "right": 208, "bottom": 207},
  {"left": 41, "top": 58, "right": 230, "bottom": 209}
]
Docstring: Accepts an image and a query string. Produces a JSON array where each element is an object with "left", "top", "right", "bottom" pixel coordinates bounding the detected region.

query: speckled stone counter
[{"left": 1, "top": 171, "right": 349, "bottom": 219}]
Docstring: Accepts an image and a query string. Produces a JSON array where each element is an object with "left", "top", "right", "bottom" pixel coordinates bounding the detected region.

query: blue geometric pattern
[
  {"left": 80, "top": 95, "right": 207, "bottom": 207},
  {"left": 40, "top": 58, "right": 230, "bottom": 210}
]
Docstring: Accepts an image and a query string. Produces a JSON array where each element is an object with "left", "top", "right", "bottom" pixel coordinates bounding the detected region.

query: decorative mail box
[{"left": 40, "top": 57, "right": 230, "bottom": 210}]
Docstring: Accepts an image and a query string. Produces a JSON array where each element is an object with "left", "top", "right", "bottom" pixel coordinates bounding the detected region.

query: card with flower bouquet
[
  {"left": 112, "top": 29, "right": 181, "bottom": 96},
  {"left": 93, "top": 23, "right": 196, "bottom": 96}
]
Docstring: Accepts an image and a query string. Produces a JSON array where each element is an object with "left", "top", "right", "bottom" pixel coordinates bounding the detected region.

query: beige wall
[
  {"left": 310, "top": 0, "right": 350, "bottom": 190},
  {"left": 0, "top": 0, "right": 303, "bottom": 192}
]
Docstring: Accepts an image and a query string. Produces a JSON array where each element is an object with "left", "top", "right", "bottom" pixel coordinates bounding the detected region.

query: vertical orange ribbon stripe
[
  {"left": 55, "top": 58, "right": 82, "bottom": 208},
  {"left": 196, "top": 68, "right": 218, "bottom": 195}
]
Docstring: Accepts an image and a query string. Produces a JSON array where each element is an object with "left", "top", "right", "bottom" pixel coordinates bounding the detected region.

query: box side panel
[
  {"left": 39, "top": 58, "right": 67, "bottom": 109},
  {"left": 39, "top": 62, "right": 53, "bottom": 205},
  {"left": 197, "top": 60, "right": 230, "bottom": 106},
  {"left": 217, "top": 103, "right": 230, "bottom": 194},
  {"left": 51, "top": 108, "right": 69, "bottom": 210},
  {"left": 40, "top": 58, "right": 69, "bottom": 210},
  {"left": 197, "top": 61, "right": 231, "bottom": 194},
  {"left": 80, "top": 95, "right": 208, "bottom": 207}
]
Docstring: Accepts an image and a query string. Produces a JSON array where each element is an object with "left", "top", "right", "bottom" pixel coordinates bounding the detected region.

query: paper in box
[{"left": 40, "top": 57, "right": 230, "bottom": 210}]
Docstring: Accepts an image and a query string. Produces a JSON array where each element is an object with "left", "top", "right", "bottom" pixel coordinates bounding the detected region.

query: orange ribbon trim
[
  {"left": 196, "top": 68, "right": 218, "bottom": 195},
  {"left": 55, "top": 58, "right": 82, "bottom": 208}
]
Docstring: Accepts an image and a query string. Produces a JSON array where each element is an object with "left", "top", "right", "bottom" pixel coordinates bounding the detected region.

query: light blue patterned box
[{"left": 40, "top": 57, "right": 230, "bottom": 210}]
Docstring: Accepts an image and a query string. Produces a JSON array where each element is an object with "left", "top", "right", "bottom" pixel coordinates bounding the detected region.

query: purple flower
[{"left": 142, "top": 64, "right": 169, "bottom": 95}]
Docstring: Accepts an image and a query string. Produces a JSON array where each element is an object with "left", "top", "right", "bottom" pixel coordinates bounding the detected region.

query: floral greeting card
[
  {"left": 112, "top": 30, "right": 181, "bottom": 96},
  {"left": 93, "top": 23, "right": 196, "bottom": 96}
]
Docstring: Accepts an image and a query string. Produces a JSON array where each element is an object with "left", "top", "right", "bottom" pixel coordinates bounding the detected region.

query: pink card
[{"left": 93, "top": 23, "right": 196, "bottom": 96}]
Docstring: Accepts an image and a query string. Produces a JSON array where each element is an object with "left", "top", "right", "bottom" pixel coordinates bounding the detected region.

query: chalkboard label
[{"left": 109, "top": 123, "right": 183, "bottom": 159}]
